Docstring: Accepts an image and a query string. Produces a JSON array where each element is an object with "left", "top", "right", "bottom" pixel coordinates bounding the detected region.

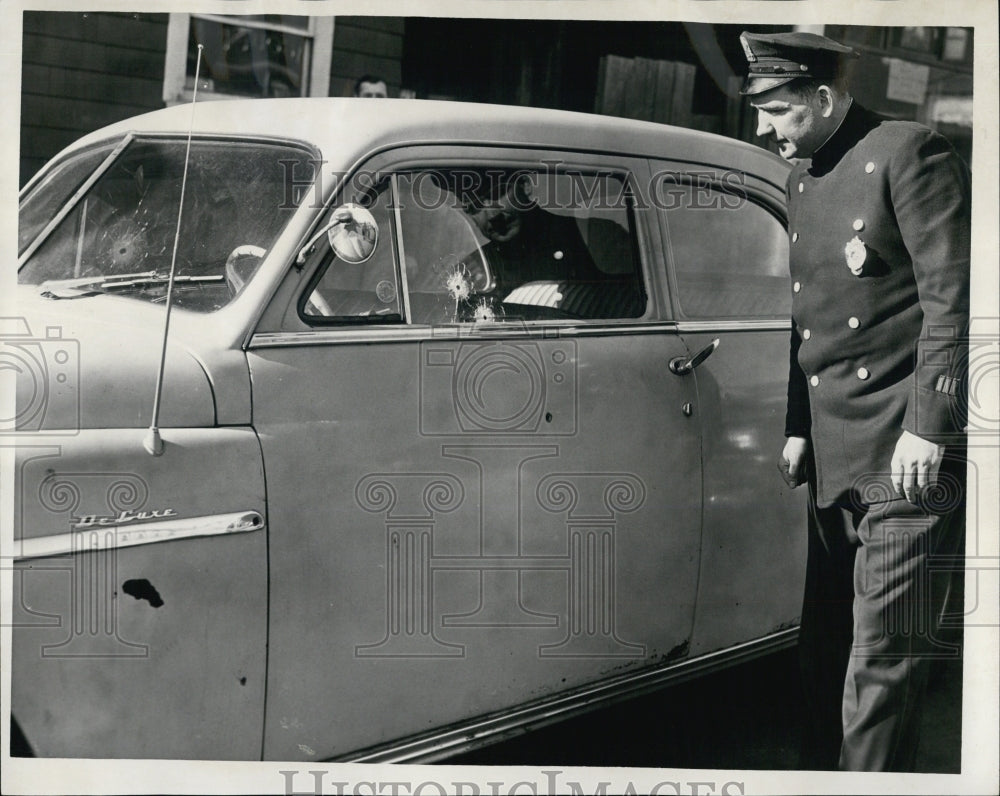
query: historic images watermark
[
  {"left": 279, "top": 159, "right": 749, "bottom": 214},
  {"left": 5, "top": 460, "right": 152, "bottom": 659},
  {"left": 2, "top": 315, "right": 148, "bottom": 657},
  {"left": 0, "top": 316, "right": 80, "bottom": 436},
  {"left": 279, "top": 769, "right": 747, "bottom": 796},
  {"left": 354, "top": 323, "right": 648, "bottom": 660},
  {"left": 841, "top": 315, "right": 1000, "bottom": 653}
]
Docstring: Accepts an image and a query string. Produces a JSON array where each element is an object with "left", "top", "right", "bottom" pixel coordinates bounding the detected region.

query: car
[{"left": 8, "top": 97, "right": 805, "bottom": 762}]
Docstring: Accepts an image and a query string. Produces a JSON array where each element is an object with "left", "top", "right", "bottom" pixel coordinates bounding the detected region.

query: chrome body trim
[
  {"left": 337, "top": 627, "right": 799, "bottom": 763},
  {"left": 15, "top": 510, "right": 265, "bottom": 561},
  {"left": 676, "top": 319, "right": 792, "bottom": 333},
  {"left": 248, "top": 318, "right": 791, "bottom": 348}
]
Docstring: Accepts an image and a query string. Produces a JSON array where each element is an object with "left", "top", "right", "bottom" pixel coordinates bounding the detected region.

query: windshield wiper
[{"left": 39, "top": 272, "right": 225, "bottom": 299}]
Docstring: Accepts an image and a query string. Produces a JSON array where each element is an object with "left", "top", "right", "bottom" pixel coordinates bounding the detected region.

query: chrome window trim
[
  {"left": 14, "top": 510, "right": 265, "bottom": 561},
  {"left": 391, "top": 173, "right": 414, "bottom": 323},
  {"left": 248, "top": 319, "right": 790, "bottom": 348},
  {"left": 18, "top": 134, "right": 134, "bottom": 266}
]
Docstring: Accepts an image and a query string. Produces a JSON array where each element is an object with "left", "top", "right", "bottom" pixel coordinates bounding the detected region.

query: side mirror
[{"left": 296, "top": 203, "right": 379, "bottom": 265}]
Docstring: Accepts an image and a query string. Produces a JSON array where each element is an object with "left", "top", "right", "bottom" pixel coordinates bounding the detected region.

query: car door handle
[{"left": 669, "top": 338, "right": 720, "bottom": 375}]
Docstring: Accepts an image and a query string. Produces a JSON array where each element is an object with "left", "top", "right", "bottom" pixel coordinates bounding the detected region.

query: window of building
[{"left": 163, "top": 14, "right": 333, "bottom": 104}]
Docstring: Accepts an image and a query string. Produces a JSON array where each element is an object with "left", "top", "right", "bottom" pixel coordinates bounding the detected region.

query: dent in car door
[
  {"left": 652, "top": 163, "right": 808, "bottom": 656},
  {"left": 249, "top": 152, "right": 705, "bottom": 760}
]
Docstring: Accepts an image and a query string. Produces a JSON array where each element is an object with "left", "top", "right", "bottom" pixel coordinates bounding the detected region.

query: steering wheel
[{"left": 224, "top": 245, "right": 266, "bottom": 297}]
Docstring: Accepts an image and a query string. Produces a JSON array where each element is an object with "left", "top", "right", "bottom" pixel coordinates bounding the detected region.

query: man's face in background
[{"left": 356, "top": 80, "right": 387, "bottom": 98}]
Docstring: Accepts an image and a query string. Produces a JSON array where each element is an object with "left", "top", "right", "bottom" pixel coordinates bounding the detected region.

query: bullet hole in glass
[{"left": 122, "top": 579, "right": 163, "bottom": 608}]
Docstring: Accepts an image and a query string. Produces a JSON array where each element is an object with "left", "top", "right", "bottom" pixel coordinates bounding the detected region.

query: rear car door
[
  {"left": 247, "top": 146, "right": 704, "bottom": 760},
  {"left": 650, "top": 159, "right": 809, "bottom": 656}
]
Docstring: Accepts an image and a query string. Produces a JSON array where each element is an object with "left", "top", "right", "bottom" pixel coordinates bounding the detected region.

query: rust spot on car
[
  {"left": 663, "top": 638, "right": 690, "bottom": 663},
  {"left": 122, "top": 579, "right": 163, "bottom": 608},
  {"left": 770, "top": 619, "right": 799, "bottom": 634}
]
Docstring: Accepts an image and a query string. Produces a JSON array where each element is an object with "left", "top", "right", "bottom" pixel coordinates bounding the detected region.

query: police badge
[{"left": 844, "top": 236, "right": 867, "bottom": 276}]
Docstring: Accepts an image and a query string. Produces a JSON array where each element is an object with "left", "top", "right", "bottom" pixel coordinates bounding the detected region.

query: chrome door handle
[{"left": 669, "top": 338, "right": 720, "bottom": 375}]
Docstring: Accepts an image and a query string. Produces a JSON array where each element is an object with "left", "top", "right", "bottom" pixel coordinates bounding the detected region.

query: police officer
[{"left": 740, "top": 30, "right": 971, "bottom": 771}]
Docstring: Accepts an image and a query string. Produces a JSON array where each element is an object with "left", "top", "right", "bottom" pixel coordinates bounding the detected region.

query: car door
[
  {"left": 650, "top": 159, "right": 809, "bottom": 656},
  {"left": 246, "top": 146, "right": 704, "bottom": 760}
]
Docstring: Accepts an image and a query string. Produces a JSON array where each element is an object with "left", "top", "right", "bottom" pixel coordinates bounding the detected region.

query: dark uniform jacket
[
  {"left": 784, "top": 101, "right": 971, "bottom": 508},
  {"left": 482, "top": 206, "right": 603, "bottom": 298}
]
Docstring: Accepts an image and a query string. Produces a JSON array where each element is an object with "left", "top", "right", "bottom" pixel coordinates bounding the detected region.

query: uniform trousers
[{"left": 797, "top": 451, "right": 965, "bottom": 771}]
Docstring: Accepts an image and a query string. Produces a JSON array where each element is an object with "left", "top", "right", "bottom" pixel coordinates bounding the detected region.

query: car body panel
[
  {"left": 10, "top": 98, "right": 806, "bottom": 761},
  {"left": 10, "top": 428, "right": 268, "bottom": 759},
  {"left": 9, "top": 287, "right": 235, "bottom": 430},
  {"left": 249, "top": 328, "right": 702, "bottom": 760}
]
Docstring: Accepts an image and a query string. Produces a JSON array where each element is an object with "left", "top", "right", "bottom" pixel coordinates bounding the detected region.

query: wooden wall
[
  {"left": 594, "top": 54, "right": 756, "bottom": 140},
  {"left": 327, "top": 16, "right": 404, "bottom": 98},
  {"left": 20, "top": 12, "right": 169, "bottom": 186}
]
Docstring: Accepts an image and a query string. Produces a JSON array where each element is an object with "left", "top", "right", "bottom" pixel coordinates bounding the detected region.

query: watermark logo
[
  {"left": 849, "top": 454, "right": 994, "bottom": 656},
  {"left": 420, "top": 326, "right": 577, "bottom": 436},
  {"left": 8, "top": 460, "right": 150, "bottom": 658},
  {"left": 354, "top": 452, "right": 646, "bottom": 660},
  {"left": 913, "top": 318, "right": 1000, "bottom": 444},
  {"left": 0, "top": 317, "right": 80, "bottom": 435},
  {"left": 279, "top": 770, "right": 746, "bottom": 796}
]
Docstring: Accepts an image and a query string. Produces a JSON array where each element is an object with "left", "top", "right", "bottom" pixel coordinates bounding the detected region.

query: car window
[
  {"left": 18, "top": 137, "right": 317, "bottom": 313},
  {"left": 301, "top": 177, "right": 402, "bottom": 323},
  {"left": 657, "top": 173, "right": 789, "bottom": 319},
  {"left": 396, "top": 167, "right": 647, "bottom": 324},
  {"left": 18, "top": 142, "right": 117, "bottom": 256}
]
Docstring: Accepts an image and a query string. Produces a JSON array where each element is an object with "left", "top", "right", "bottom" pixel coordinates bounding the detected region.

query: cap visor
[{"left": 740, "top": 74, "right": 800, "bottom": 96}]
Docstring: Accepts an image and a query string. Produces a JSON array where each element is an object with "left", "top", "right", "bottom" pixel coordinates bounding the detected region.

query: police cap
[{"left": 739, "top": 31, "right": 858, "bottom": 96}]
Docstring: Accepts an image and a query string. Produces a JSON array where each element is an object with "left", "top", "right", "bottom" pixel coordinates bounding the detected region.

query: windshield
[{"left": 19, "top": 137, "right": 317, "bottom": 312}]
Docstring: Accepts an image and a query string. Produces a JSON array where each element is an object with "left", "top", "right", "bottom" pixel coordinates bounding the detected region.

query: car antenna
[{"left": 144, "top": 44, "right": 204, "bottom": 457}]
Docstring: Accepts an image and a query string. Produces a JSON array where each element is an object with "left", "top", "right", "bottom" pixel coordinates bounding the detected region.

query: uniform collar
[{"left": 808, "top": 99, "right": 879, "bottom": 176}]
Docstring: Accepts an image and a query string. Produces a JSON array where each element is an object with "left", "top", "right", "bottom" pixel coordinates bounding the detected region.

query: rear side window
[{"left": 656, "top": 172, "right": 789, "bottom": 319}]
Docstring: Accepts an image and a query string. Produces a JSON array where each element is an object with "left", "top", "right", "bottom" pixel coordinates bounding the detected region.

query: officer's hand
[
  {"left": 778, "top": 436, "right": 809, "bottom": 488},
  {"left": 891, "top": 430, "right": 944, "bottom": 503}
]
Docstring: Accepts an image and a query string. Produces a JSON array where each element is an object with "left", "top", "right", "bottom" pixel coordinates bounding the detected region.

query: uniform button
[
  {"left": 809, "top": 375, "right": 820, "bottom": 387},
  {"left": 798, "top": 182, "right": 804, "bottom": 193},
  {"left": 792, "top": 232, "right": 799, "bottom": 242},
  {"left": 802, "top": 329, "right": 811, "bottom": 340},
  {"left": 857, "top": 367, "right": 870, "bottom": 380},
  {"left": 848, "top": 316, "right": 860, "bottom": 329},
  {"left": 853, "top": 219, "right": 865, "bottom": 231},
  {"left": 865, "top": 161, "right": 876, "bottom": 174},
  {"left": 793, "top": 281, "right": 801, "bottom": 293}
]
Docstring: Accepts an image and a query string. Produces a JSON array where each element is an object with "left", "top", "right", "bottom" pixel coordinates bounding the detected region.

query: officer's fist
[
  {"left": 891, "top": 430, "right": 944, "bottom": 504},
  {"left": 778, "top": 436, "right": 809, "bottom": 488}
]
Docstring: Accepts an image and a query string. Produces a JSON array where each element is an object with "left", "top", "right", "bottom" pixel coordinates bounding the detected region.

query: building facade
[{"left": 20, "top": 14, "right": 973, "bottom": 186}]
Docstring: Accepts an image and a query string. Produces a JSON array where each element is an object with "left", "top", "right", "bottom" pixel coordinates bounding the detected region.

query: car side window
[
  {"left": 657, "top": 173, "right": 789, "bottom": 319},
  {"left": 396, "top": 167, "right": 646, "bottom": 324},
  {"left": 301, "top": 177, "right": 402, "bottom": 323}
]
